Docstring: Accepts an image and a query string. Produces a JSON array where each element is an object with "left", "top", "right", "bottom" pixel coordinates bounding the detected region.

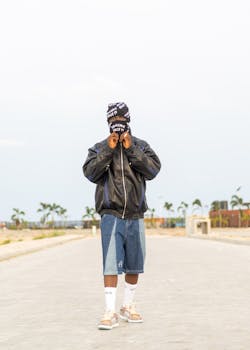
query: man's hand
[
  {"left": 108, "top": 132, "right": 119, "bottom": 149},
  {"left": 120, "top": 132, "right": 132, "bottom": 149}
]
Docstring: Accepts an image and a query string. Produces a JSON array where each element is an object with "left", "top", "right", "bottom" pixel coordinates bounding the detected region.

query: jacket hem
[{"left": 99, "top": 209, "right": 144, "bottom": 220}]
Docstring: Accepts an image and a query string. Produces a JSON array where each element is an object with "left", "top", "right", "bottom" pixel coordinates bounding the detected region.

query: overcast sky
[{"left": 1, "top": 0, "right": 250, "bottom": 221}]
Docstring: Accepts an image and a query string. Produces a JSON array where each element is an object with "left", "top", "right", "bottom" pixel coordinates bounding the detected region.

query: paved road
[{"left": 1, "top": 236, "right": 250, "bottom": 350}]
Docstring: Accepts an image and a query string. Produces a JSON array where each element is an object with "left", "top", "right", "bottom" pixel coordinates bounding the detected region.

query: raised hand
[
  {"left": 107, "top": 132, "right": 119, "bottom": 149},
  {"left": 120, "top": 131, "right": 132, "bottom": 149}
]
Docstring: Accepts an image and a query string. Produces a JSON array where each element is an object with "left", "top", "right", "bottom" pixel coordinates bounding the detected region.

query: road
[{"left": 1, "top": 235, "right": 250, "bottom": 350}]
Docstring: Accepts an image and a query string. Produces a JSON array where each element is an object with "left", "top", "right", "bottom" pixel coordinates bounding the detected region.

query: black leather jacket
[{"left": 82, "top": 136, "right": 161, "bottom": 219}]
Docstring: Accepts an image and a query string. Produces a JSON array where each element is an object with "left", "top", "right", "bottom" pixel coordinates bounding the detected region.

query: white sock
[
  {"left": 123, "top": 282, "right": 137, "bottom": 307},
  {"left": 104, "top": 287, "right": 117, "bottom": 312}
]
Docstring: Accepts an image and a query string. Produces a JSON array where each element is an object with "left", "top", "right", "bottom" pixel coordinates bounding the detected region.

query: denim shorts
[{"left": 100, "top": 214, "right": 146, "bottom": 275}]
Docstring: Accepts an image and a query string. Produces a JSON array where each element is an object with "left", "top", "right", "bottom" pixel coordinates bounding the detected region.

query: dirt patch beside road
[
  {"left": 0, "top": 228, "right": 94, "bottom": 245},
  {"left": 0, "top": 227, "right": 186, "bottom": 245}
]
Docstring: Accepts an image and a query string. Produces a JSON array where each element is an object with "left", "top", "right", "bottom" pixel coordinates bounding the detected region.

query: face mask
[{"left": 109, "top": 120, "right": 130, "bottom": 136}]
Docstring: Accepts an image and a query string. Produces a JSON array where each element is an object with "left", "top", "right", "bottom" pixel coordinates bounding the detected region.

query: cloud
[{"left": 0, "top": 138, "right": 24, "bottom": 147}]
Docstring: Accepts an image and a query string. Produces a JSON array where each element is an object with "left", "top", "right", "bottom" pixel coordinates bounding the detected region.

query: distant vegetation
[{"left": 2, "top": 187, "right": 250, "bottom": 230}]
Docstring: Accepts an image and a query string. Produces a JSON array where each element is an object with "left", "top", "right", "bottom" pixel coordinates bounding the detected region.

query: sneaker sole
[
  {"left": 128, "top": 319, "right": 143, "bottom": 323},
  {"left": 98, "top": 322, "right": 119, "bottom": 330}
]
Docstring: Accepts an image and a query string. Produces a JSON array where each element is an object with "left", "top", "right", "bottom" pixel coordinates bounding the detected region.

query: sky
[{"left": 0, "top": 0, "right": 250, "bottom": 221}]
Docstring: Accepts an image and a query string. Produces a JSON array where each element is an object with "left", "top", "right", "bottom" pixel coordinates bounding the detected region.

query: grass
[
  {"left": 0, "top": 239, "right": 12, "bottom": 245},
  {"left": 33, "top": 231, "right": 66, "bottom": 240}
]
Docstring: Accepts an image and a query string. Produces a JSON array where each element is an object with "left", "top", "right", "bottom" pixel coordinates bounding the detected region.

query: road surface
[{"left": 1, "top": 235, "right": 250, "bottom": 350}]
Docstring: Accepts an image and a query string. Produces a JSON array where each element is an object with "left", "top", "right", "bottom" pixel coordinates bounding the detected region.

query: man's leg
[
  {"left": 104, "top": 275, "right": 118, "bottom": 287},
  {"left": 120, "top": 273, "right": 143, "bottom": 322},
  {"left": 122, "top": 274, "right": 138, "bottom": 307},
  {"left": 120, "top": 218, "right": 145, "bottom": 323},
  {"left": 125, "top": 273, "right": 138, "bottom": 285},
  {"left": 103, "top": 275, "right": 118, "bottom": 313},
  {"left": 103, "top": 274, "right": 138, "bottom": 312},
  {"left": 98, "top": 214, "right": 123, "bottom": 330},
  {"left": 100, "top": 215, "right": 120, "bottom": 314},
  {"left": 98, "top": 275, "right": 119, "bottom": 330}
]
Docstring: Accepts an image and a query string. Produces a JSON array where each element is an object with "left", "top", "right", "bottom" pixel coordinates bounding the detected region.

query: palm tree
[
  {"left": 37, "top": 202, "right": 50, "bottom": 227},
  {"left": 48, "top": 203, "right": 61, "bottom": 228},
  {"left": 192, "top": 199, "right": 202, "bottom": 214},
  {"left": 82, "top": 206, "right": 96, "bottom": 228},
  {"left": 210, "top": 201, "right": 222, "bottom": 227},
  {"left": 38, "top": 202, "right": 66, "bottom": 228},
  {"left": 230, "top": 195, "right": 244, "bottom": 209},
  {"left": 164, "top": 202, "right": 174, "bottom": 227},
  {"left": 243, "top": 202, "right": 250, "bottom": 209},
  {"left": 57, "top": 206, "right": 68, "bottom": 227},
  {"left": 230, "top": 195, "right": 245, "bottom": 227},
  {"left": 210, "top": 201, "right": 220, "bottom": 211},
  {"left": 177, "top": 201, "right": 188, "bottom": 226},
  {"left": 11, "top": 208, "right": 25, "bottom": 229}
]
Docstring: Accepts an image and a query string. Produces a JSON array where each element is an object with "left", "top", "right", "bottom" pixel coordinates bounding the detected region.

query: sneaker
[
  {"left": 98, "top": 311, "right": 119, "bottom": 330},
  {"left": 119, "top": 303, "right": 143, "bottom": 323}
]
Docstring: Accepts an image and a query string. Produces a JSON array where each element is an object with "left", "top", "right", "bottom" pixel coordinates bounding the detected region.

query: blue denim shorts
[{"left": 100, "top": 214, "right": 146, "bottom": 275}]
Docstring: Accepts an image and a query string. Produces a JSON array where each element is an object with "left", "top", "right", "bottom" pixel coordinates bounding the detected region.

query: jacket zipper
[{"left": 120, "top": 144, "right": 127, "bottom": 219}]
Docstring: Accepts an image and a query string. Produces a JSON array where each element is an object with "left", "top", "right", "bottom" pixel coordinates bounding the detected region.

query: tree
[
  {"left": 37, "top": 202, "right": 67, "bottom": 228},
  {"left": 48, "top": 203, "right": 61, "bottom": 228},
  {"left": 37, "top": 202, "right": 50, "bottom": 227},
  {"left": 164, "top": 202, "right": 174, "bottom": 227},
  {"left": 210, "top": 201, "right": 222, "bottom": 228},
  {"left": 230, "top": 195, "right": 245, "bottom": 227},
  {"left": 192, "top": 199, "right": 202, "bottom": 214},
  {"left": 82, "top": 206, "right": 96, "bottom": 228},
  {"left": 210, "top": 201, "right": 220, "bottom": 211},
  {"left": 57, "top": 206, "right": 68, "bottom": 227},
  {"left": 243, "top": 202, "right": 250, "bottom": 209},
  {"left": 11, "top": 208, "right": 25, "bottom": 229},
  {"left": 230, "top": 195, "right": 244, "bottom": 210},
  {"left": 177, "top": 201, "right": 188, "bottom": 226}
]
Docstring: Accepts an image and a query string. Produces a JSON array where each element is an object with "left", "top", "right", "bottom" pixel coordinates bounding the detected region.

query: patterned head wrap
[{"left": 106, "top": 102, "right": 130, "bottom": 122}]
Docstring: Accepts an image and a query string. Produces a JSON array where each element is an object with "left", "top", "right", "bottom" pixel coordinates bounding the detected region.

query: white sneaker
[
  {"left": 98, "top": 311, "right": 119, "bottom": 330},
  {"left": 119, "top": 303, "right": 143, "bottom": 323}
]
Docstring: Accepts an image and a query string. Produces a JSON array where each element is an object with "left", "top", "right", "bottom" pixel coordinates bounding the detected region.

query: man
[{"left": 83, "top": 102, "right": 161, "bottom": 330}]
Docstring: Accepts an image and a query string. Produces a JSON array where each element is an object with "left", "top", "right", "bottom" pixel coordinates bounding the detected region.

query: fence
[{"left": 209, "top": 209, "right": 250, "bottom": 228}]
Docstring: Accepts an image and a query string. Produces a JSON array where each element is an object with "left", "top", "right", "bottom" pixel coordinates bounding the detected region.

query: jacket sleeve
[
  {"left": 125, "top": 140, "right": 161, "bottom": 180},
  {"left": 82, "top": 140, "right": 114, "bottom": 184}
]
